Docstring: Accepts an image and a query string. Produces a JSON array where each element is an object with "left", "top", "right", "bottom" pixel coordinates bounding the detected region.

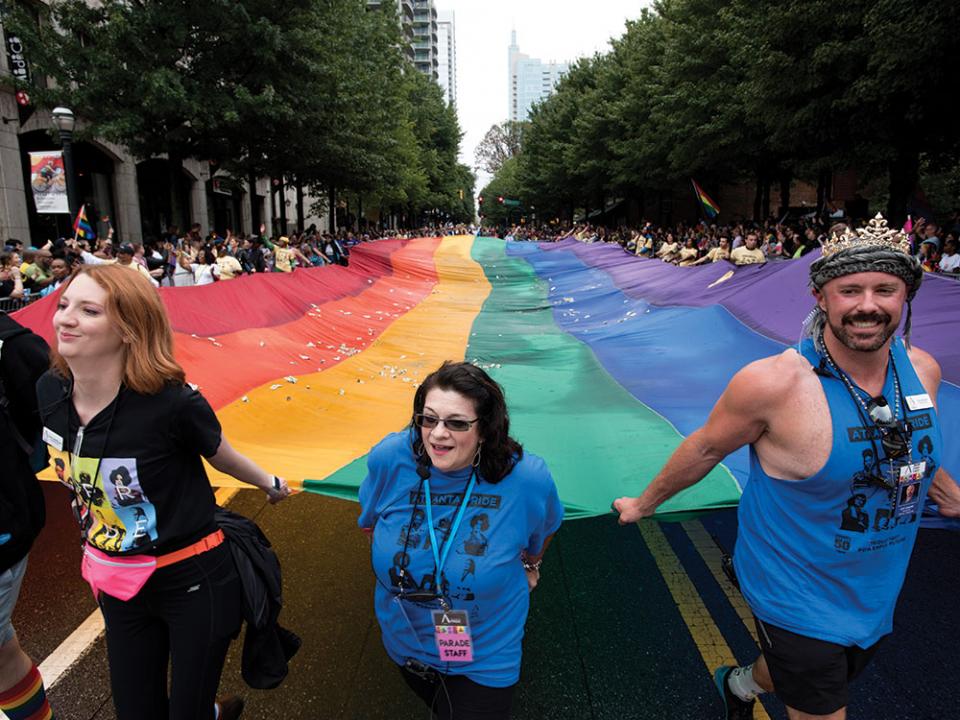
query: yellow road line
[
  {"left": 639, "top": 521, "right": 771, "bottom": 720},
  {"left": 681, "top": 520, "right": 759, "bottom": 645}
]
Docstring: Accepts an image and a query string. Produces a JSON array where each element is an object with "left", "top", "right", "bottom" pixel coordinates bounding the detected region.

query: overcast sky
[{"left": 441, "top": 0, "right": 652, "bottom": 190}]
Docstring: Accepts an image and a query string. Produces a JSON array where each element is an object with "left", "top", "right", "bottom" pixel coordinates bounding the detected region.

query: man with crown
[{"left": 613, "top": 214, "right": 960, "bottom": 720}]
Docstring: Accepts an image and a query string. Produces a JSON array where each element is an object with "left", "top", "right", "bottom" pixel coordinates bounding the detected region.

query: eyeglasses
[{"left": 414, "top": 413, "right": 479, "bottom": 433}]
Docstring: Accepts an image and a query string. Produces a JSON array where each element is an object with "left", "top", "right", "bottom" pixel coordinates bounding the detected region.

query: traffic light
[
  {"left": 478, "top": 196, "right": 484, "bottom": 205},
  {"left": 497, "top": 196, "right": 504, "bottom": 204}
]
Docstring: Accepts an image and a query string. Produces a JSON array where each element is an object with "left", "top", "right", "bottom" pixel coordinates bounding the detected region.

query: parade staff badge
[
  {"left": 895, "top": 462, "right": 925, "bottom": 519},
  {"left": 432, "top": 609, "right": 473, "bottom": 662}
]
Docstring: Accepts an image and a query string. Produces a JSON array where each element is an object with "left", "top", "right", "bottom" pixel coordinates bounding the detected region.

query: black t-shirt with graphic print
[{"left": 37, "top": 371, "right": 221, "bottom": 556}]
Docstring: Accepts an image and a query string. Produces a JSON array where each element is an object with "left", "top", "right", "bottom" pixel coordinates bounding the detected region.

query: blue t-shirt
[{"left": 358, "top": 431, "right": 563, "bottom": 687}]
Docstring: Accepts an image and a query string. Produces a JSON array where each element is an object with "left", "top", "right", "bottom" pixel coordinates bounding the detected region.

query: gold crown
[{"left": 821, "top": 213, "right": 911, "bottom": 257}]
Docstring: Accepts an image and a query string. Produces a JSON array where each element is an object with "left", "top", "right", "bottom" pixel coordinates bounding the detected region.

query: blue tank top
[{"left": 734, "top": 337, "right": 941, "bottom": 647}]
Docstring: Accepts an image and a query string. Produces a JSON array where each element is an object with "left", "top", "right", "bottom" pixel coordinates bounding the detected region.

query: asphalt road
[{"left": 15, "top": 483, "right": 960, "bottom": 720}]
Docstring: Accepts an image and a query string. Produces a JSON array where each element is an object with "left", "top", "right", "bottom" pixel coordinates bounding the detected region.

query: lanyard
[
  {"left": 424, "top": 469, "right": 476, "bottom": 581},
  {"left": 817, "top": 333, "right": 913, "bottom": 467}
]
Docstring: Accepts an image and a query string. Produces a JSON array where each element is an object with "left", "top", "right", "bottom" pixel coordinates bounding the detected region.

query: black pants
[
  {"left": 399, "top": 664, "right": 515, "bottom": 720},
  {"left": 99, "top": 543, "right": 242, "bottom": 720}
]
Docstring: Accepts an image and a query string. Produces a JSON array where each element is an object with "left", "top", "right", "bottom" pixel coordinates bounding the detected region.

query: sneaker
[
  {"left": 216, "top": 696, "right": 245, "bottom": 720},
  {"left": 714, "top": 666, "right": 756, "bottom": 720}
]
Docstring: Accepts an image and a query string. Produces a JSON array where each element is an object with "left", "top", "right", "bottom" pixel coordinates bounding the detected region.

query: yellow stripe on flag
[{"left": 206, "top": 236, "right": 490, "bottom": 489}]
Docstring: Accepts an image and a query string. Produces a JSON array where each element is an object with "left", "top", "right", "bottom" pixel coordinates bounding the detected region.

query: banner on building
[
  {"left": 29, "top": 151, "right": 69, "bottom": 214},
  {"left": 4, "top": 30, "right": 35, "bottom": 126}
]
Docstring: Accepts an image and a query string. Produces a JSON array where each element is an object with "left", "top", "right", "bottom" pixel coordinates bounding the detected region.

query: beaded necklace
[{"left": 815, "top": 330, "right": 913, "bottom": 477}]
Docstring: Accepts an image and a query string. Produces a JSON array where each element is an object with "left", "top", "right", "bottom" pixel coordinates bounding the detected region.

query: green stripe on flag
[
  {"left": 462, "top": 237, "right": 739, "bottom": 520},
  {"left": 307, "top": 236, "right": 740, "bottom": 521}
]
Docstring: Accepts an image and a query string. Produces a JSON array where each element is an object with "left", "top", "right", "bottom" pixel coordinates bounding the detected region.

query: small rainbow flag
[
  {"left": 73, "top": 204, "right": 96, "bottom": 240},
  {"left": 691, "top": 179, "right": 720, "bottom": 219}
]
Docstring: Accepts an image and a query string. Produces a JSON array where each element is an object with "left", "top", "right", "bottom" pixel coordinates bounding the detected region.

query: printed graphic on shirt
[
  {"left": 397, "top": 508, "right": 427, "bottom": 549},
  {"left": 47, "top": 447, "right": 158, "bottom": 553},
  {"left": 389, "top": 550, "right": 438, "bottom": 596},
  {"left": 836, "top": 429, "right": 937, "bottom": 541},
  {"left": 459, "top": 513, "right": 489, "bottom": 557},
  {"left": 407, "top": 490, "right": 503, "bottom": 510},
  {"left": 917, "top": 435, "right": 937, "bottom": 480},
  {"left": 102, "top": 458, "right": 146, "bottom": 507},
  {"left": 423, "top": 517, "right": 452, "bottom": 552},
  {"left": 391, "top": 497, "right": 504, "bottom": 608}
]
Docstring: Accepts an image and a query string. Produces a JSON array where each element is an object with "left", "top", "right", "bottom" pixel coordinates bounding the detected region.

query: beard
[{"left": 827, "top": 312, "right": 897, "bottom": 352}]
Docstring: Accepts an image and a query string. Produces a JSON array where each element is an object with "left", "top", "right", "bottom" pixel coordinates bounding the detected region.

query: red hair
[{"left": 51, "top": 264, "right": 185, "bottom": 394}]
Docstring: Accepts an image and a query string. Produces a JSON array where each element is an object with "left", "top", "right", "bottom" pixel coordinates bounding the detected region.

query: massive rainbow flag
[{"left": 16, "top": 236, "right": 960, "bottom": 525}]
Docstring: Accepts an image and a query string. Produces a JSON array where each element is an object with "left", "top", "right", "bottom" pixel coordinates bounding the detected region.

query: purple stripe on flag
[{"left": 539, "top": 239, "right": 960, "bottom": 385}]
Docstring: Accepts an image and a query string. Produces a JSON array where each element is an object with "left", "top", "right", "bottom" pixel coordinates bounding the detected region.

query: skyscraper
[
  {"left": 365, "top": 1, "right": 417, "bottom": 63},
  {"left": 437, "top": 10, "right": 456, "bottom": 106},
  {"left": 508, "top": 30, "right": 569, "bottom": 122},
  {"left": 412, "top": 0, "right": 439, "bottom": 81},
  {"left": 365, "top": 2, "right": 451, "bottom": 90}
]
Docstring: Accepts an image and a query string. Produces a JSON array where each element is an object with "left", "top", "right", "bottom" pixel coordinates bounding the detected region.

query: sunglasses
[
  {"left": 867, "top": 397, "right": 911, "bottom": 461},
  {"left": 393, "top": 571, "right": 445, "bottom": 604},
  {"left": 877, "top": 425, "right": 911, "bottom": 461},
  {"left": 399, "top": 588, "right": 440, "bottom": 603},
  {"left": 414, "top": 413, "right": 479, "bottom": 433}
]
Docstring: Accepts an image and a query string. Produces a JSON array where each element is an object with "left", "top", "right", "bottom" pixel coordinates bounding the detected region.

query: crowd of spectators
[
  {"left": 494, "top": 213, "right": 960, "bottom": 275},
  {"left": 4, "top": 215, "right": 956, "bottom": 309},
  {"left": 2, "top": 224, "right": 357, "bottom": 305},
  {"left": 0, "top": 222, "right": 473, "bottom": 309},
  {"left": 557, "top": 219, "right": 826, "bottom": 266}
]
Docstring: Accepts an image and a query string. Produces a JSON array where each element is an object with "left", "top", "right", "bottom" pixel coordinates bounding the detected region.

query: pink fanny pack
[
  {"left": 81, "top": 545, "right": 157, "bottom": 601},
  {"left": 81, "top": 530, "right": 226, "bottom": 601}
]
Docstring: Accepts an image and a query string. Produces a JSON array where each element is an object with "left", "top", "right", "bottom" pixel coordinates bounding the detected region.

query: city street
[
  {"left": 18, "top": 482, "right": 960, "bottom": 719},
  {"left": 3, "top": 1, "right": 959, "bottom": 718}
]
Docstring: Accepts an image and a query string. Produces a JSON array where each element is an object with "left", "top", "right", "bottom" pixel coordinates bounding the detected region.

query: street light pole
[{"left": 51, "top": 107, "right": 79, "bottom": 221}]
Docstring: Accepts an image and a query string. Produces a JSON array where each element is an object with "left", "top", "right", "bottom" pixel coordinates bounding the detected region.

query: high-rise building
[
  {"left": 436, "top": 10, "right": 456, "bottom": 107},
  {"left": 508, "top": 30, "right": 569, "bottom": 122},
  {"left": 366, "top": 1, "right": 416, "bottom": 61},
  {"left": 412, "top": 0, "right": 439, "bottom": 81},
  {"left": 367, "top": 1, "right": 446, "bottom": 85}
]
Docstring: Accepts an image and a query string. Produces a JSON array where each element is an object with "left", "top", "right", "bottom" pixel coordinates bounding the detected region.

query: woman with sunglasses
[{"left": 359, "top": 361, "right": 563, "bottom": 719}]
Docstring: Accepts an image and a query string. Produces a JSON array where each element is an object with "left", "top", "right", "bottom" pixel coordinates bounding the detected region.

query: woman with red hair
[{"left": 36, "top": 265, "right": 290, "bottom": 719}]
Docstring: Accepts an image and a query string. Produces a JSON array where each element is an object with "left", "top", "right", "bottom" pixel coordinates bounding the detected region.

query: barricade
[{"left": 0, "top": 295, "right": 43, "bottom": 313}]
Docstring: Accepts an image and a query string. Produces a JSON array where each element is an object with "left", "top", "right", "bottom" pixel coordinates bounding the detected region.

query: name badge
[
  {"left": 42, "top": 426, "right": 64, "bottom": 451},
  {"left": 896, "top": 463, "right": 925, "bottom": 518},
  {"left": 432, "top": 609, "right": 473, "bottom": 663},
  {"left": 905, "top": 393, "right": 933, "bottom": 411}
]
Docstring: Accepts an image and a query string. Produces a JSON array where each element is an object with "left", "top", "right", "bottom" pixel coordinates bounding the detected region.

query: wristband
[{"left": 521, "top": 557, "right": 542, "bottom": 572}]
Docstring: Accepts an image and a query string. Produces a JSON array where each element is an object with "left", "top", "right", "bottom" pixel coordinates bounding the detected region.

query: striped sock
[{"left": 0, "top": 664, "right": 54, "bottom": 720}]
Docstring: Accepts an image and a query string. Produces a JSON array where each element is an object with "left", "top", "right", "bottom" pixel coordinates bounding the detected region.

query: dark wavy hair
[{"left": 411, "top": 361, "right": 522, "bottom": 484}]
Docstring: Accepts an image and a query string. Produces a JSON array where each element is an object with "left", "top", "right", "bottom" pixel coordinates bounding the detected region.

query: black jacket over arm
[{"left": 215, "top": 507, "right": 300, "bottom": 689}]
